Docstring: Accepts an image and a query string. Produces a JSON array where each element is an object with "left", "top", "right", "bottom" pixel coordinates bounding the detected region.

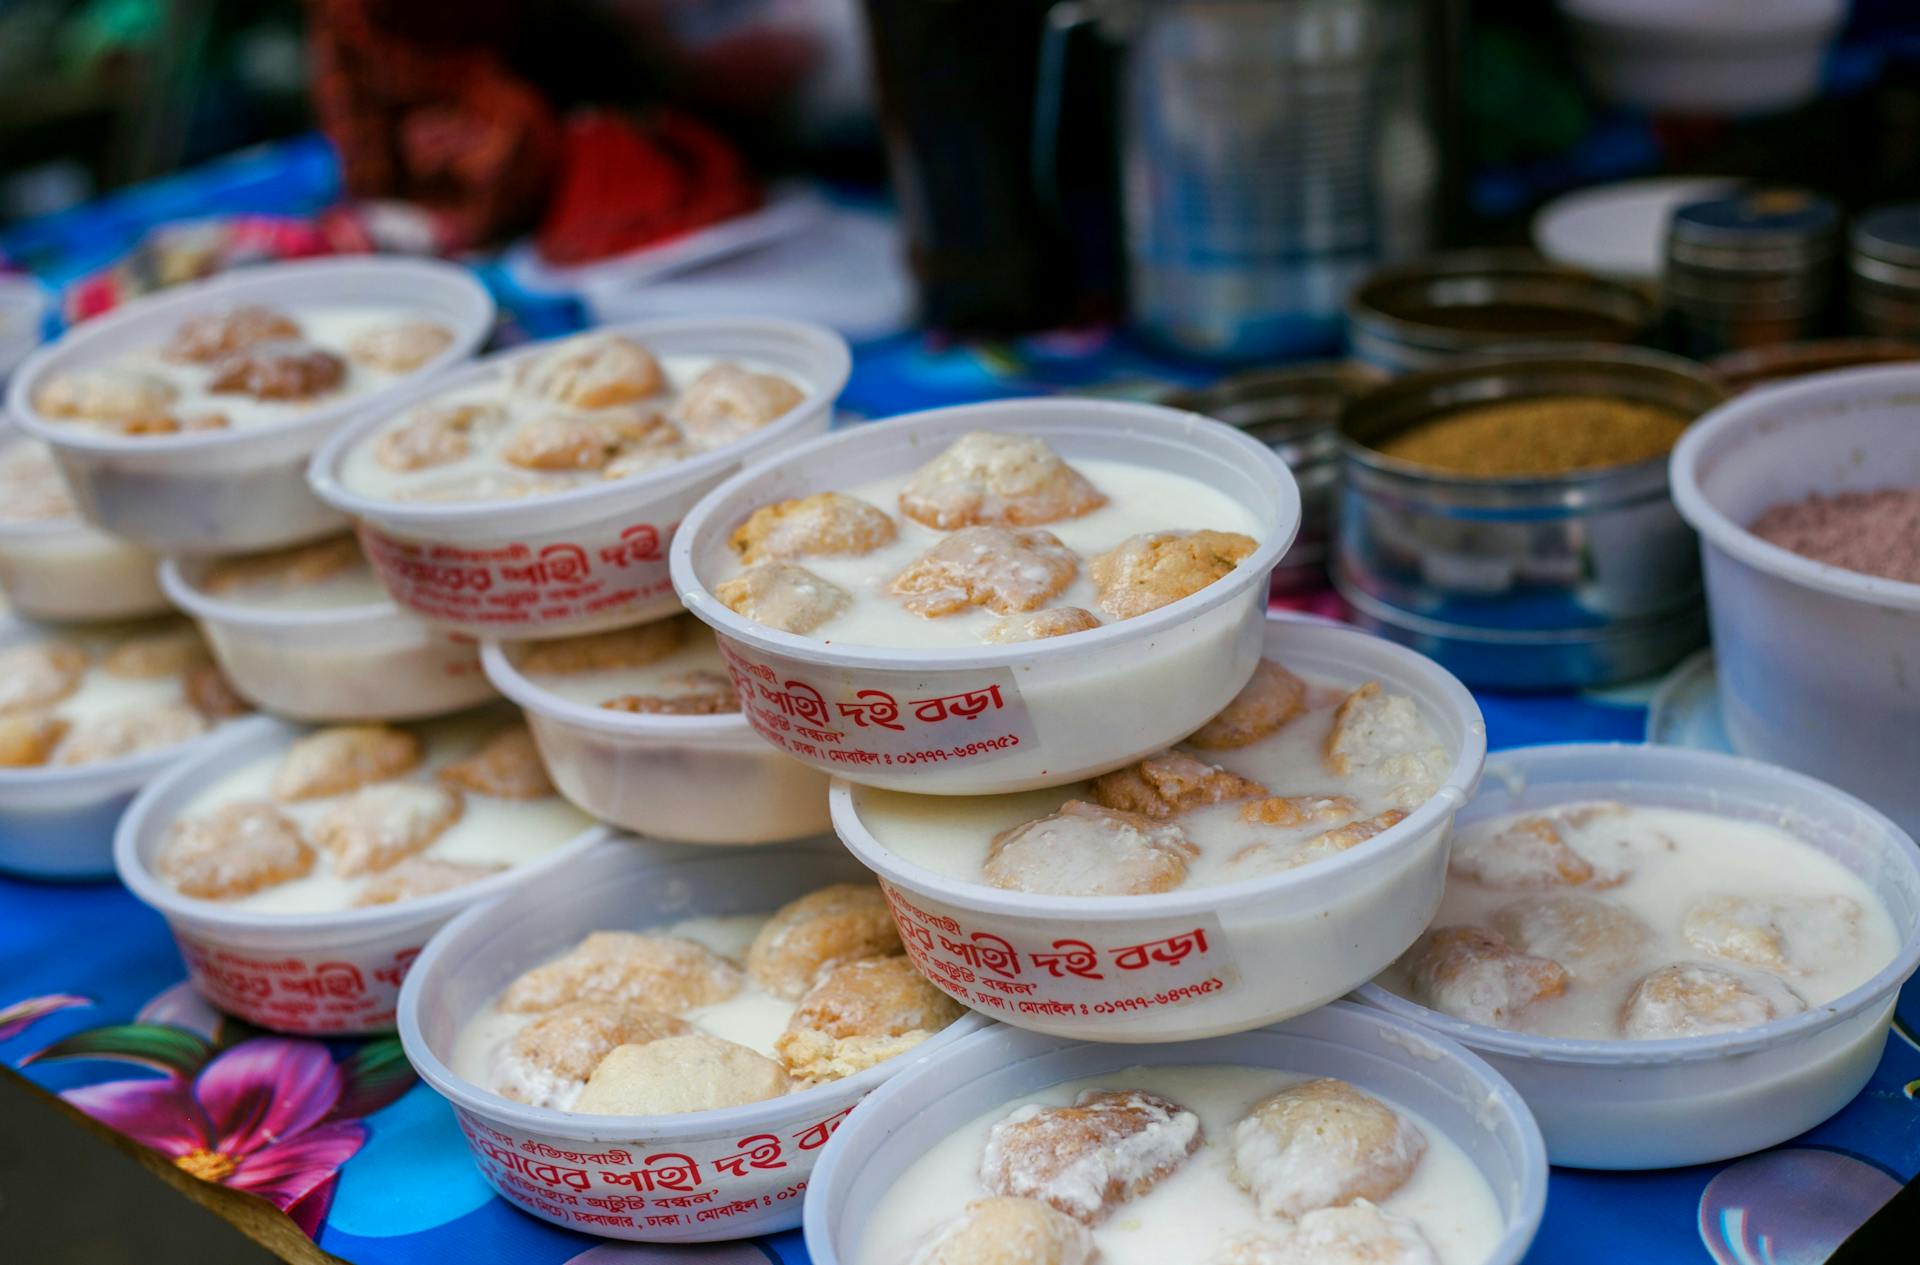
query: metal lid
[
  {"left": 1667, "top": 189, "right": 1842, "bottom": 274},
  {"left": 1161, "top": 361, "right": 1384, "bottom": 448},
  {"left": 1348, "top": 250, "right": 1654, "bottom": 358},
  {"left": 1852, "top": 203, "right": 1920, "bottom": 269}
]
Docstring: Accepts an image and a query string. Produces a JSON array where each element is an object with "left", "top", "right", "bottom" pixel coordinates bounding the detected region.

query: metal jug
[{"left": 1043, "top": 0, "right": 1440, "bottom": 360}]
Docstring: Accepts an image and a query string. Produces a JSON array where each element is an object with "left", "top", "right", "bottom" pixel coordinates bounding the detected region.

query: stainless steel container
[
  {"left": 1162, "top": 360, "right": 1384, "bottom": 590},
  {"left": 1849, "top": 203, "right": 1920, "bottom": 339},
  {"left": 1665, "top": 188, "right": 1842, "bottom": 357},
  {"left": 1708, "top": 337, "right": 1920, "bottom": 395},
  {"left": 1346, "top": 250, "right": 1654, "bottom": 375},
  {"left": 1333, "top": 348, "right": 1726, "bottom": 689}
]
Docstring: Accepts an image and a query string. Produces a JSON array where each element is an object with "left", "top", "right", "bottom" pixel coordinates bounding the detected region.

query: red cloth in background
[{"left": 307, "top": 0, "right": 559, "bottom": 250}]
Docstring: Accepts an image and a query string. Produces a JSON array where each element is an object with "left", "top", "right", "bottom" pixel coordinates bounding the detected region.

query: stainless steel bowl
[
  {"left": 1162, "top": 360, "right": 1384, "bottom": 591},
  {"left": 1347, "top": 250, "right": 1655, "bottom": 376},
  {"left": 1334, "top": 348, "right": 1726, "bottom": 690}
]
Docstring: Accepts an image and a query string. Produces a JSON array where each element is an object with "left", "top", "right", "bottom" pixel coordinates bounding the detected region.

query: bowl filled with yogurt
[
  {"left": 804, "top": 1000, "right": 1546, "bottom": 1265},
  {"left": 670, "top": 398, "right": 1301, "bottom": 795},
  {"left": 397, "top": 835, "right": 983, "bottom": 1242},
  {"left": 0, "top": 617, "right": 254, "bottom": 878},
  {"left": 831, "top": 615, "right": 1485, "bottom": 1042},
  {"left": 0, "top": 429, "right": 167, "bottom": 621},
  {"left": 8, "top": 257, "right": 494, "bottom": 553},
  {"left": 481, "top": 613, "right": 831, "bottom": 844},
  {"left": 161, "top": 533, "right": 496, "bottom": 722},
  {"left": 115, "top": 706, "right": 606, "bottom": 1034},
  {"left": 307, "top": 317, "right": 851, "bottom": 638},
  {"left": 1357, "top": 742, "right": 1920, "bottom": 1168}
]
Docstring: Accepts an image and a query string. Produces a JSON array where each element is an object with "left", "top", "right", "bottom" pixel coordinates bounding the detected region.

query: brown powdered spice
[
  {"left": 1749, "top": 488, "right": 1920, "bottom": 584},
  {"left": 1376, "top": 395, "right": 1690, "bottom": 478}
]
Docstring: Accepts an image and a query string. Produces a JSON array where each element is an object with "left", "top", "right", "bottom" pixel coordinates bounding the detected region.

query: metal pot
[{"left": 1333, "top": 347, "right": 1725, "bottom": 689}]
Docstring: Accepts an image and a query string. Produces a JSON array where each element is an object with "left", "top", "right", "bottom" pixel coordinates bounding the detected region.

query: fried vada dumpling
[
  {"left": 1213, "top": 1204, "right": 1437, "bottom": 1265},
  {"left": 165, "top": 306, "right": 301, "bottom": 363},
  {"left": 984, "top": 800, "right": 1197, "bottom": 896},
  {"left": 310, "top": 782, "right": 463, "bottom": 877},
  {"left": 207, "top": 342, "right": 346, "bottom": 401},
  {"left": 910, "top": 1198, "right": 1096, "bottom": 1265},
  {"left": 747, "top": 883, "right": 900, "bottom": 1000},
  {"left": 1680, "top": 894, "right": 1862, "bottom": 976},
  {"left": 1229, "top": 1079, "right": 1426, "bottom": 1221},
  {"left": 774, "top": 955, "right": 964, "bottom": 1083},
  {"left": 501, "top": 409, "right": 675, "bottom": 473},
  {"left": 0, "top": 712, "right": 67, "bottom": 767},
  {"left": 513, "top": 334, "right": 662, "bottom": 410},
  {"left": 200, "top": 535, "right": 364, "bottom": 595},
  {"left": 496, "top": 1000, "right": 691, "bottom": 1107},
  {"left": 601, "top": 671, "right": 739, "bottom": 715},
  {"left": 347, "top": 320, "right": 454, "bottom": 373},
  {"left": 1089, "top": 749, "right": 1266, "bottom": 820},
  {"left": 677, "top": 363, "right": 806, "bottom": 445},
  {"left": 156, "top": 800, "right": 312, "bottom": 899},
  {"left": 899, "top": 432, "right": 1107, "bottom": 532},
  {"left": 55, "top": 704, "right": 207, "bottom": 765},
  {"left": 271, "top": 724, "right": 423, "bottom": 801},
  {"left": 437, "top": 723, "right": 555, "bottom": 800},
  {"left": 516, "top": 618, "right": 688, "bottom": 674},
  {"left": 572, "top": 1034, "right": 791, "bottom": 1115},
  {"left": 1188, "top": 659, "right": 1308, "bottom": 750},
  {"left": 715, "top": 561, "right": 851, "bottom": 635},
  {"left": 982, "top": 1088, "right": 1201, "bottom": 1224},
  {"left": 34, "top": 367, "right": 178, "bottom": 423},
  {"left": 1491, "top": 894, "right": 1649, "bottom": 981},
  {"left": 1089, "top": 529, "right": 1256, "bottom": 620},
  {"left": 1620, "top": 961, "right": 1806, "bottom": 1039},
  {"left": 1402, "top": 925, "right": 1569, "bottom": 1029},
  {"left": 101, "top": 625, "right": 208, "bottom": 678},
  {"left": 352, "top": 857, "right": 505, "bottom": 907},
  {"left": 0, "top": 642, "right": 87, "bottom": 713},
  {"left": 374, "top": 402, "right": 507, "bottom": 472},
  {"left": 980, "top": 607, "right": 1102, "bottom": 644},
  {"left": 890, "top": 527, "right": 1078, "bottom": 618},
  {"left": 730, "top": 491, "right": 897, "bottom": 565},
  {"left": 502, "top": 931, "right": 745, "bottom": 1014},
  {"left": 1448, "top": 815, "right": 1623, "bottom": 892}
]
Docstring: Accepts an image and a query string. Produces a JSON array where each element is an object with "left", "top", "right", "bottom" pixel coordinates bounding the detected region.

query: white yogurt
[
  {"left": 857, "top": 1065, "right": 1506, "bottom": 1265},
  {"left": 172, "top": 712, "right": 593, "bottom": 914},
  {"left": 6, "top": 621, "right": 240, "bottom": 765},
  {"left": 856, "top": 669, "right": 1439, "bottom": 892},
  {"left": 725, "top": 458, "right": 1264, "bottom": 650},
  {"left": 1374, "top": 802, "right": 1902, "bottom": 1039},
  {"left": 48, "top": 305, "right": 424, "bottom": 435},
  {"left": 449, "top": 910, "right": 799, "bottom": 1112},
  {"left": 337, "top": 350, "right": 774, "bottom": 504},
  {"left": 522, "top": 623, "right": 733, "bottom": 708},
  {"left": 199, "top": 546, "right": 392, "bottom": 611}
]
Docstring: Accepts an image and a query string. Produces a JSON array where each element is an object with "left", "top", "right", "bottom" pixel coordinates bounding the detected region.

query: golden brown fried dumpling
[
  {"left": 352, "top": 857, "right": 505, "bottom": 907},
  {"left": 514, "top": 334, "right": 662, "bottom": 410},
  {"left": 501, "top": 409, "right": 674, "bottom": 473},
  {"left": 1229, "top": 1079, "right": 1426, "bottom": 1221},
  {"left": 0, "top": 642, "right": 87, "bottom": 714},
  {"left": 495, "top": 1000, "right": 690, "bottom": 1107},
  {"left": 156, "top": 801, "right": 312, "bottom": 899},
  {"left": 347, "top": 321, "right": 455, "bottom": 373},
  {"left": 890, "top": 527, "right": 1078, "bottom": 618},
  {"left": 1620, "top": 962, "right": 1806, "bottom": 1039},
  {"left": 571, "top": 1034, "right": 790, "bottom": 1115},
  {"left": 208, "top": 342, "right": 346, "bottom": 401},
  {"left": 729, "top": 492, "right": 897, "bottom": 565},
  {"left": 310, "top": 783, "right": 464, "bottom": 877},
  {"left": 374, "top": 402, "right": 508, "bottom": 472},
  {"left": 984, "top": 801, "right": 1197, "bottom": 897},
  {"left": 1680, "top": 894, "right": 1863, "bottom": 976},
  {"left": 1188, "top": 660, "right": 1308, "bottom": 750},
  {"left": 980, "top": 608, "right": 1102, "bottom": 644},
  {"left": 677, "top": 363, "right": 806, "bottom": 445},
  {"left": 911, "top": 1198, "right": 1095, "bottom": 1265},
  {"left": 165, "top": 306, "right": 301, "bottom": 363},
  {"left": 271, "top": 725, "right": 424, "bottom": 801},
  {"left": 437, "top": 724, "right": 555, "bottom": 800},
  {"left": 1321, "top": 682, "right": 1448, "bottom": 805},
  {"left": 981, "top": 1088, "right": 1201, "bottom": 1224},
  {"left": 747, "top": 884, "right": 901, "bottom": 1000},
  {"left": 501, "top": 931, "right": 744, "bottom": 1014},
  {"left": 774, "top": 955, "right": 964, "bottom": 1083},
  {"left": 200, "top": 535, "right": 365, "bottom": 595},
  {"left": 715, "top": 561, "right": 851, "bottom": 635},
  {"left": 1233, "top": 810, "right": 1408, "bottom": 875},
  {"left": 1089, "top": 750, "right": 1266, "bottom": 820},
  {"left": 0, "top": 712, "right": 67, "bottom": 767},
  {"left": 899, "top": 432, "right": 1106, "bottom": 531},
  {"left": 34, "top": 367, "right": 178, "bottom": 423},
  {"left": 1089, "top": 530, "right": 1256, "bottom": 620},
  {"left": 1449, "top": 815, "right": 1624, "bottom": 891},
  {"left": 101, "top": 626, "right": 208, "bottom": 678},
  {"left": 1402, "top": 925, "right": 1569, "bottom": 1029},
  {"left": 1491, "top": 894, "right": 1649, "bottom": 981},
  {"left": 55, "top": 705, "right": 207, "bottom": 765}
]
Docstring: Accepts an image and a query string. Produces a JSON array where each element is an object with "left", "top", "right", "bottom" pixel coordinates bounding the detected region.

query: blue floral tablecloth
[{"left": 3, "top": 138, "right": 1917, "bottom": 1265}]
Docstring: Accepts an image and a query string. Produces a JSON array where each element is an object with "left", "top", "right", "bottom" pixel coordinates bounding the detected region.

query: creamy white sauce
[
  {"left": 731, "top": 457, "right": 1263, "bottom": 650},
  {"left": 858, "top": 1065, "right": 1506, "bottom": 1265},
  {"left": 449, "top": 911, "right": 799, "bottom": 1112},
  {"left": 337, "top": 349, "right": 776, "bottom": 504},
  {"left": 858, "top": 671, "right": 1437, "bottom": 892},
  {"left": 173, "top": 711, "right": 593, "bottom": 914},
  {"left": 517, "top": 623, "right": 732, "bottom": 707},
  {"left": 1375, "top": 803, "right": 1901, "bottom": 1039},
  {"left": 61, "top": 306, "right": 425, "bottom": 434},
  {"left": 5, "top": 621, "right": 234, "bottom": 761}
]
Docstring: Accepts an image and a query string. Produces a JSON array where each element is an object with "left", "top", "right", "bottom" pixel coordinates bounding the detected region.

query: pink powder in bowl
[{"left": 1749, "top": 488, "right": 1920, "bottom": 585}]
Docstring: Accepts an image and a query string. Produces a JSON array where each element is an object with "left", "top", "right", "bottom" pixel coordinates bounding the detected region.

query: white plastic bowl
[
  {"left": 1558, "top": 0, "right": 1845, "bottom": 116},
  {"left": 8, "top": 257, "right": 495, "bottom": 553},
  {"left": 803, "top": 1001, "right": 1547, "bottom": 1265},
  {"left": 831, "top": 616, "right": 1486, "bottom": 1042},
  {"left": 0, "top": 425, "right": 169, "bottom": 622},
  {"left": 115, "top": 716, "right": 611, "bottom": 1035},
  {"left": 308, "top": 317, "right": 851, "bottom": 639},
  {"left": 480, "top": 633, "right": 830, "bottom": 845},
  {"left": 0, "top": 621, "right": 250, "bottom": 880},
  {"left": 160, "top": 554, "right": 496, "bottom": 722},
  {"left": 1356, "top": 742, "right": 1920, "bottom": 1169},
  {"left": 397, "top": 835, "right": 986, "bottom": 1243},
  {"left": 1671, "top": 364, "right": 1920, "bottom": 834},
  {"left": 671, "top": 398, "right": 1302, "bottom": 794}
]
